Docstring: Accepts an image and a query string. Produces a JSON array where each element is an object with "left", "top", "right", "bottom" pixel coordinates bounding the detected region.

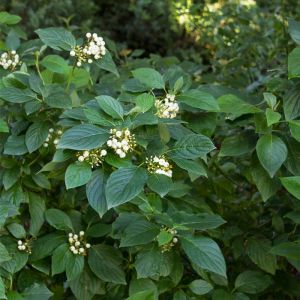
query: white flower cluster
[
  {"left": 146, "top": 155, "right": 172, "bottom": 178},
  {"left": 17, "top": 240, "right": 31, "bottom": 254},
  {"left": 0, "top": 50, "right": 20, "bottom": 70},
  {"left": 160, "top": 226, "right": 178, "bottom": 253},
  {"left": 68, "top": 231, "right": 91, "bottom": 256},
  {"left": 155, "top": 93, "right": 179, "bottom": 119},
  {"left": 77, "top": 149, "right": 107, "bottom": 167},
  {"left": 43, "top": 128, "right": 63, "bottom": 148},
  {"left": 70, "top": 33, "right": 106, "bottom": 67},
  {"left": 107, "top": 129, "right": 136, "bottom": 158}
]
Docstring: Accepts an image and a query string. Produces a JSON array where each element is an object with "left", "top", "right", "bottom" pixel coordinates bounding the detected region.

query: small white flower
[
  {"left": 77, "top": 61, "right": 82, "bottom": 67},
  {"left": 83, "top": 151, "right": 89, "bottom": 158},
  {"left": 70, "top": 50, "right": 76, "bottom": 57},
  {"left": 73, "top": 234, "right": 78, "bottom": 240},
  {"left": 173, "top": 237, "right": 178, "bottom": 243},
  {"left": 79, "top": 248, "right": 85, "bottom": 253},
  {"left": 88, "top": 59, "right": 93, "bottom": 63},
  {"left": 125, "top": 129, "right": 130, "bottom": 136},
  {"left": 107, "top": 140, "right": 112, "bottom": 147},
  {"left": 57, "top": 130, "right": 63, "bottom": 135},
  {"left": 69, "top": 233, "right": 73, "bottom": 237},
  {"left": 73, "top": 249, "right": 78, "bottom": 254},
  {"left": 86, "top": 243, "right": 91, "bottom": 248},
  {"left": 70, "top": 246, "right": 75, "bottom": 251},
  {"left": 86, "top": 32, "right": 92, "bottom": 38},
  {"left": 116, "top": 131, "right": 122, "bottom": 138},
  {"left": 69, "top": 238, "right": 74, "bottom": 243},
  {"left": 78, "top": 156, "right": 84, "bottom": 162},
  {"left": 75, "top": 241, "right": 80, "bottom": 247},
  {"left": 119, "top": 152, "right": 126, "bottom": 158},
  {"left": 100, "top": 149, "right": 107, "bottom": 156},
  {"left": 18, "top": 240, "right": 22, "bottom": 245},
  {"left": 53, "top": 139, "right": 59, "bottom": 145},
  {"left": 43, "top": 143, "right": 48, "bottom": 148},
  {"left": 79, "top": 231, "right": 85, "bottom": 236}
]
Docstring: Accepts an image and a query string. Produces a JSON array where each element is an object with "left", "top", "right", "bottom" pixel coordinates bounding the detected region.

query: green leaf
[
  {"left": 106, "top": 167, "right": 148, "bottom": 209},
  {"left": 45, "top": 85, "right": 72, "bottom": 108},
  {"left": 30, "top": 232, "right": 66, "bottom": 261},
  {"left": 270, "top": 242, "right": 300, "bottom": 259},
  {"left": 7, "top": 223, "right": 26, "bottom": 239},
  {"left": 3, "top": 167, "right": 19, "bottom": 190},
  {"left": 58, "top": 124, "right": 109, "bottom": 150},
  {"left": 181, "top": 235, "right": 226, "bottom": 277},
  {"left": 0, "top": 11, "right": 21, "bottom": 24},
  {"left": 288, "top": 48, "right": 300, "bottom": 79},
  {"left": 132, "top": 68, "right": 165, "bottom": 89},
  {"left": 256, "top": 134, "right": 287, "bottom": 178},
  {"left": 147, "top": 174, "right": 172, "bottom": 197},
  {"left": 0, "top": 117, "right": 9, "bottom": 132},
  {"left": 41, "top": 55, "right": 69, "bottom": 74},
  {"left": 218, "top": 94, "right": 261, "bottom": 119},
  {"left": 65, "top": 162, "right": 92, "bottom": 189},
  {"left": 45, "top": 208, "right": 73, "bottom": 231},
  {"left": 189, "top": 279, "right": 213, "bottom": 295},
  {"left": 251, "top": 162, "right": 279, "bottom": 202},
  {"left": 266, "top": 108, "right": 281, "bottom": 127},
  {"left": 170, "top": 212, "right": 226, "bottom": 230},
  {"left": 135, "top": 248, "right": 172, "bottom": 278},
  {"left": 35, "top": 27, "right": 76, "bottom": 51},
  {"left": 86, "top": 169, "right": 107, "bottom": 217},
  {"left": 66, "top": 253, "right": 84, "bottom": 281},
  {"left": 283, "top": 88, "right": 300, "bottom": 121},
  {"left": 126, "top": 291, "right": 155, "bottom": 300},
  {"left": 219, "top": 131, "right": 256, "bottom": 156},
  {"left": 171, "top": 133, "right": 215, "bottom": 159},
  {"left": 0, "top": 277, "right": 6, "bottom": 300},
  {"left": 22, "top": 283, "right": 53, "bottom": 300},
  {"left": 51, "top": 243, "right": 69, "bottom": 275},
  {"left": 157, "top": 231, "right": 173, "bottom": 246},
  {"left": 96, "top": 95, "right": 124, "bottom": 119},
  {"left": 0, "top": 87, "right": 36, "bottom": 103},
  {"left": 96, "top": 50, "right": 119, "bottom": 77},
  {"left": 29, "top": 193, "right": 46, "bottom": 237},
  {"left": 25, "top": 122, "right": 49, "bottom": 153},
  {"left": 135, "top": 93, "right": 155, "bottom": 113},
  {"left": 88, "top": 244, "right": 126, "bottom": 284},
  {"left": 280, "top": 176, "right": 300, "bottom": 200},
  {"left": 263, "top": 92, "right": 277, "bottom": 109},
  {"left": 0, "top": 242, "right": 11, "bottom": 263},
  {"left": 288, "top": 19, "right": 300, "bottom": 44},
  {"left": 234, "top": 271, "right": 272, "bottom": 294},
  {"left": 285, "top": 211, "right": 300, "bottom": 224},
  {"left": 178, "top": 89, "right": 219, "bottom": 112},
  {"left": 69, "top": 268, "right": 105, "bottom": 300},
  {"left": 172, "top": 158, "right": 207, "bottom": 180},
  {"left": 4, "top": 135, "right": 28, "bottom": 155},
  {"left": 289, "top": 120, "right": 300, "bottom": 142},
  {"left": 120, "top": 219, "right": 160, "bottom": 247},
  {"left": 246, "top": 238, "right": 277, "bottom": 274}
]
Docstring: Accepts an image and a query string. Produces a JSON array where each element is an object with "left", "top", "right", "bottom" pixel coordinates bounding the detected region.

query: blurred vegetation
[{"left": 2, "top": 0, "right": 300, "bottom": 91}]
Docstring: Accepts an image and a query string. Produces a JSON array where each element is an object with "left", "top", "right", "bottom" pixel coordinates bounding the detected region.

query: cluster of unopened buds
[
  {"left": 160, "top": 226, "right": 178, "bottom": 253},
  {"left": 17, "top": 240, "right": 31, "bottom": 254},
  {"left": 146, "top": 155, "right": 172, "bottom": 178},
  {"left": 155, "top": 93, "right": 179, "bottom": 119},
  {"left": 43, "top": 128, "right": 63, "bottom": 148},
  {"left": 70, "top": 33, "right": 106, "bottom": 67},
  {"left": 107, "top": 129, "right": 136, "bottom": 158},
  {"left": 77, "top": 149, "right": 107, "bottom": 167},
  {"left": 0, "top": 50, "right": 20, "bottom": 70},
  {"left": 68, "top": 231, "right": 91, "bottom": 256}
]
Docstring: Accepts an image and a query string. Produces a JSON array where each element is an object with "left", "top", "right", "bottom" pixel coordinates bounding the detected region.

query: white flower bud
[
  {"left": 69, "top": 233, "right": 73, "bottom": 237},
  {"left": 77, "top": 61, "right": 82, "bottom": 67},
  {"left": 18, "top": 240, "right": 22, "bottom": 245},
  {"left": 53, "top": 139, "right": 59, "bottom": 145},
  {"left": 83, "top": 151, "right": 89, "bottom": 158},
  {"left": 73, "top": 249, "right": 78, "bottom": 254},
  {"left": 57, "top": 130, "right": 63, "bottom": 135},
  {"left": 79, "top": 231, "right": 85, "bottom": 236},
  {"left": 73, "top": 234, "right": 78, "bottom": 240},
  {"left": 116, "top": 131, "right": 122, "bottom": 138},
  {"left": 173, "top": 237, "right": 178, "bottom": 243},
  {"left": 116, "top": 149, "right": 122, "bottom": 155},
  {"left": 125, "top": 129, "right": 130, "bottom": 136},
  {"left": 43, "top": 143, "right": 48, "bottom": 147},
  {"left": 70, "top": 50, "right": 76, "bottom": 57},
  {"left": 119, "top": 152, "right": 126, "bottom": 158},
  {"left": 88, "top": 59, "right": 93, "bottom": 63},
  {"left": 79, "top": 248, "right": 85, "bottom": 253},
  {"left": 86, "top": 243, "right": 91, "bottom": 248},
  {"left": 69, "top": 238, "right": 74, "bottom": 243},
  {"left": 107, "top": 140, "right": 112, "bottom": 147},
  {"left": 86, "top": 32, "right": 92, "bottom": 38},
  {"left": 100, "top": 149, "right": 107, "bottom": 156},
  {"left": 75, "top": 241, "right": 80, "bottom": 247},
  {"left": 78, "top": 156, "right": 84, "bottom": 162},
  {"left": 70, "top": 246, "right": 75, "bottom": 251}
]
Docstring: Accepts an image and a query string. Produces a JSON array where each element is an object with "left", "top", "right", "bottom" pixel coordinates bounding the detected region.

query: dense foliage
[{"left": 1, "top": 3, "right": 300, "bottom": 300}]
